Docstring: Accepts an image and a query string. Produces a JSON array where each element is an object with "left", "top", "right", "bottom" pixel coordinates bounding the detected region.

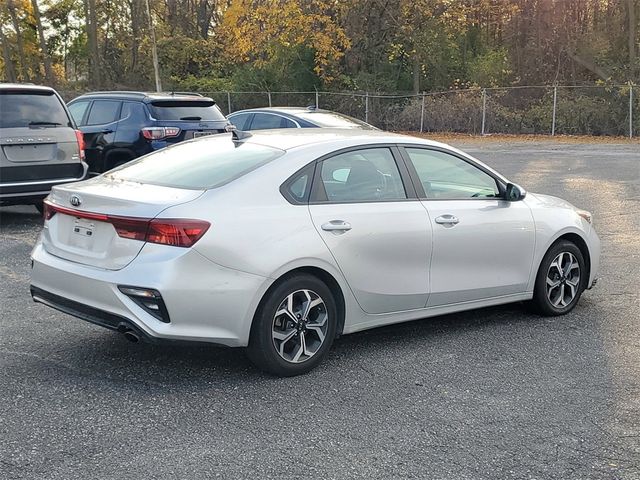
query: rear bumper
[
  {"left": 0, "top": 162, "right": 88, "bottom": 203},
  {"left": 30, "top": 242, "right": 269, "bottom": 347}
]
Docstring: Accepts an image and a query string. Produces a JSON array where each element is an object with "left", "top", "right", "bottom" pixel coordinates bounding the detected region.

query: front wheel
[
  {"left": 246, "top": 275, "right": 337, "bottom": 376},
  {"left": 532, "top": 240, "right": 586, "bottom": 316}
]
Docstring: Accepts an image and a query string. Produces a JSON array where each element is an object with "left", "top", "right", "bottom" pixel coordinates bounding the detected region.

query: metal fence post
[
  {"left": 630, "top": 82, "right": 634, "bottom": 139},
  {"left": 551, "top": 85, "right": 558, "bottom": 136},
  {"left": 420, "top": 93, "right": 425, "bottom": 133},
  {"left": 481, "top": 88, "right": 487, "bottom": 135},
  {"left": 365, "top": 91, "right": 369, "bottom": 124},
  {"left": 227, "top": 91, "right": 232, "bottom": 114},
  {"left": 315, "top": 88, "right": 319, "bottom": 109},
  {"left": 268, "top": 91, "right": 272, "bottom": 108}
]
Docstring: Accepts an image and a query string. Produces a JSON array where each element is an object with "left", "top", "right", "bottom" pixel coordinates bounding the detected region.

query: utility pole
[{"left": 145, "top": 0, "right": 162, "bottom": 92}]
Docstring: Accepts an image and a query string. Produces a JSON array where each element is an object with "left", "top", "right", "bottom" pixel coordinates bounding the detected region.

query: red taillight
[
  {"left": 141, "top": 127, "right": 181, "bottom": 140},
  {"left": 74, "top": 130, "right": 85, "bottom": 160},
  {"left": 146, "top": 219, "right": 210, "bottom": 247},
  {"left": 43, "top": 200, "right": 210, "bottom": 248}
]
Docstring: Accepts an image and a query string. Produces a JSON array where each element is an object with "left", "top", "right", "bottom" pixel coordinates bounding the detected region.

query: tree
[
  {"left": 0, "top": 24, "right": 17, "bottom": 82},
  {"left": 31, "top": 0, "right": 54, "bottom": 84}
]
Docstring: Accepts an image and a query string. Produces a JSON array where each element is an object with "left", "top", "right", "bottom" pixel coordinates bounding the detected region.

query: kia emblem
[{"left": 69, "top": 195, "right": 82, "bottom": 207}]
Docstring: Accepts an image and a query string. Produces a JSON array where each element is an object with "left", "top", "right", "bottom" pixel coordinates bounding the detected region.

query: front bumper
[{"left": 30, "top": 242, "right": 269, "bottom": 347}]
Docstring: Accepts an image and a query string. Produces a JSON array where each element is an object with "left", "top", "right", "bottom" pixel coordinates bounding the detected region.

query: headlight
[{"left": 577, "top": 209, "right": 592, "bottom": 224}]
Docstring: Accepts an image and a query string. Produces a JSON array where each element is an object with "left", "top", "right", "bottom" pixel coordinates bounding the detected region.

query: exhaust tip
[{"left": 122, "top": 330, "right": 140, "bottom": 343}]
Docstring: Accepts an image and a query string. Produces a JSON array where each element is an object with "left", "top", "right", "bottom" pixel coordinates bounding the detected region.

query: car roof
[
  {"left": 229, "top": 107, "right": 333, "bottom": 116},
  {"left": 0, "top": 83, "right": 57, "bottom": 93},
  {"left": 218, "top": 128, "right": 447, "bottom": 151},
  {"left": 69, "top": 91, "right": 213, "bottom": 103}
]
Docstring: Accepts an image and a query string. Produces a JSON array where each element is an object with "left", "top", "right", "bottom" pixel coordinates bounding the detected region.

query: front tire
[
  {"left": 532, "top": 240, "right": 586, "bottom": 316},
  {"left": 246, "top": 274, "right": 337, "bottom": 376}
]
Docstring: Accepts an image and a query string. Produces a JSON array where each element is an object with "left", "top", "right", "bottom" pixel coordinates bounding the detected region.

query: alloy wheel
[
  {"left": 271, "top": 289, "right": 328, "bottom": 363},
  {"left": 546, "top": 251, "right": 581, "bottom": 308}
]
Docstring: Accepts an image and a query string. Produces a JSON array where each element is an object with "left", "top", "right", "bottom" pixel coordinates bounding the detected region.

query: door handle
[
  {"left": 321, "top": 220, "right": 352, "bottom": 232},
  {"left": 101, "top": 128, "right": 114, "bottom": 134},
  {"left": 434, "top": 214, "right": 459, "bottom": 225}
]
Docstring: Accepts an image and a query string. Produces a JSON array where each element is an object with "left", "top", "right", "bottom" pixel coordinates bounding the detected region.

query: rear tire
[
  {"left": 246, "top": 274, "right": 337, "bottom": 376},
  {"left": 532, "top": 240, "right": 586, "bottom": 316}
]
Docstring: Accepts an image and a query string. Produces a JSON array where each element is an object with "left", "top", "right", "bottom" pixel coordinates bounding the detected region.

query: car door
[
  {"left": 80, "top": 100, "right": 121, "bottom": 173},
  {"left": 401, "top": 146, "right": 535, "bottom": 307},
  {"left": 308, "top": 146, "right": 431, "bottom": 314}
]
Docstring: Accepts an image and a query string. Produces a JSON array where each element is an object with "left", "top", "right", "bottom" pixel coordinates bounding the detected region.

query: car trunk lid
[{"left": 42, "top": 177, "right": 204, "bottom": 270}]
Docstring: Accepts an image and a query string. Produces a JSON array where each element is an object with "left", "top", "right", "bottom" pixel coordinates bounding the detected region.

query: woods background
[{"left": 1, "top": 0, "right": 638, "bottom": 135}]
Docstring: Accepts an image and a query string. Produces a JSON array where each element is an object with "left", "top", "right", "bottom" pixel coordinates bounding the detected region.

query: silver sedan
[{"left": 30, "top": 129, "right": 600, "bottom": 376}]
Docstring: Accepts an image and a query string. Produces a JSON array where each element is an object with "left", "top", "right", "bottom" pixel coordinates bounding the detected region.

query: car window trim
[
  {"left": 397, "top": 144, "right": 507, "bottom": 201},
  {"left": 308, "top": 144, "right": 417, "bottom": 205}
]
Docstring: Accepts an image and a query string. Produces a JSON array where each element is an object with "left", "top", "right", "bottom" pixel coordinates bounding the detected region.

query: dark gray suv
[{"left": 0, "top": 84, "right": 87, "bottom": 212}]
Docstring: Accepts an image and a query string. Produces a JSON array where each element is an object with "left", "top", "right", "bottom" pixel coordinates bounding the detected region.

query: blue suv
[{"left": 67, "top": 92, "right": 230, "bottom": 174}]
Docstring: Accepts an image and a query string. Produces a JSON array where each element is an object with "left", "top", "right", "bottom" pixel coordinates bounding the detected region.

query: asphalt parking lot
[{"left": 1, "top": 139, "right": 639, "bottom": 479}]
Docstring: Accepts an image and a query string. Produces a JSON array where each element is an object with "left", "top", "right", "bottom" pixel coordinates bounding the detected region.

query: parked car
[
  {"left": 0, "top": 83, "right": 87, "bottom": 212},
  {"left": 67, "top": 91, "right": 230, "bottom": 174},
  {"left": 30, "top": 129, "right": 600, "bottom": 376},
  {"left": 227, "top": 106, "right": 377, "bottom": 131}
]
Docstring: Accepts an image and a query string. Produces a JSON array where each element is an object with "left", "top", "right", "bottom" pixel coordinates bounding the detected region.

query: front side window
[
  {"left": 86, "top": 100, "right": 121, "bottom": 125},
  {"left": 405, "top": 148, "right": 500, "bottom": 199},
  {"left": 317, "top": 148, "right": 406, "bottom": 202}
]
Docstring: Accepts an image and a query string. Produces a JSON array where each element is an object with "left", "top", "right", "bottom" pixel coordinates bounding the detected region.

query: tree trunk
[
  {"left": 412, "top": 56, "right": 420, "bottom": 94},
  {"left": 31, "top": 0, "right": 55, "bottom": 85},
  {"left": 0, "top": 26, "right": 17, "bottom": 82},
  {"left": 83, "top": 0, "right": 100, "bottom": 88},
  {"left": 628, "top": 0, "right": 636, "bottom": 77},
  {"left": 6, "top": 0, "right": 30, "bottom": 81},
  {"left": 130, "top": 0, "right": 143, "bottom": 73}
]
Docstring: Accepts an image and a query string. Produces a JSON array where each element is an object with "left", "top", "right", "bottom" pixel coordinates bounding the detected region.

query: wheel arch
[
  {"left": 538, "top": 231, "right": 591, "bottom": 290},
  {"left": 252, "top": 266, "right": 347, "bottom": 338},
  {"left": 104, "top": 148, "right": 136, "bottom": 171}
]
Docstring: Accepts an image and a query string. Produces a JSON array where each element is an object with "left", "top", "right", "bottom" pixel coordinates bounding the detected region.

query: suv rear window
[
  {"left": 0, "top": 90, "right": 72, "bottom": 128},
  {"left": 108, "top": 136, "right": 284, "bottom": 189},
  {"left": 149, "top": 100, "right": 226, "bottom": 121}
]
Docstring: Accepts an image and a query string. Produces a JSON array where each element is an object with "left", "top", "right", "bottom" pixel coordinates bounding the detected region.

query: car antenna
[{"left": 232, "top": 129, "right": 252, "bottom": 143}]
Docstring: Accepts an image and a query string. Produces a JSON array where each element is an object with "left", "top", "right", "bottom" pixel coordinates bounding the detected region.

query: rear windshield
[
  {"left": 108, "top": 136, "right": 284, "bottom": 189},
  {"left": 296, "top": 111, "right": 376, "bottom": 129},
  {"left": 149, "top": 100, "right": 226, "bottom": 121},
  {"left": 0, "top": 90, "right": 72, "bottom": 128}
]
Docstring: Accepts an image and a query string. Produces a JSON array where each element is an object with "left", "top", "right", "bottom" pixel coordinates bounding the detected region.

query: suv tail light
[
  {"left": 74, "top": 130, "right": 85, "bottom": 160},
  {"left": 43, "top": 200, "right": 210, "bottom": 248},
  {"left": 141, "top": 126, "right": 181, "bottom": 140}
]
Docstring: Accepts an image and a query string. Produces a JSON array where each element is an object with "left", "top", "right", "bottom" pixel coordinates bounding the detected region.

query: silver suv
[{"left": 0, "top": 84, "right": 87, "bottom": 212}]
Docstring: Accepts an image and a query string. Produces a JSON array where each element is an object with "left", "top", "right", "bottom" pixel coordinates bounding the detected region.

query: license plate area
[
  {"left": 68, "top": 218, "right": 96, "bottom": 249},
  {"left": 193, "top": 131, "right": 216, "bottom": 138}
]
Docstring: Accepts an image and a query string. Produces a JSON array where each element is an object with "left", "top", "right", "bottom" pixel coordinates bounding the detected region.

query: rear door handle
[
  {"left": 101, "top": 128, "right": 114, "bottom": 134},
  {"left": 434, "top": 214, "right": 459, "bottom": 225},
  {"left": 321, "top": 220, "right": 352, "bottom": 232}
]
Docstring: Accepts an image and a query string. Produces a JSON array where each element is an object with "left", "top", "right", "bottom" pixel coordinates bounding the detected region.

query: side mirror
[
  {"left": 505, "top": 183, "right": 526, "bottom": 201},
  {"left": 224, "top": 123, "right": 237, "bottom": 132}
]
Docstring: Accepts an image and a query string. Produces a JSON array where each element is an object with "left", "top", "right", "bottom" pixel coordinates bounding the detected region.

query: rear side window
[
  {"left": 0, "top": 90, "right": 72, "bottom": 128},
  {"left": 109, "top": 137, "right": 284, "bottom": 189},
  {"left": 86, "top": 100, "right": 121, "bottom": 125},
  {"left": 68, "top": 101, "right": 90, "bottom": 126},
  {"left": 251, "top": 113, "right": 289, "bottom": 130},
  {"left": 229, "top": 113, "right": 251, "bottom": 130},
  {"left": 149, "top": 100, "right": 226, "bottom": 121}
]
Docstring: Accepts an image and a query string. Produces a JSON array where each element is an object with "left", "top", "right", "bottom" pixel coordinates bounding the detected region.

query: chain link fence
[{"left": 60, "top": 85, "right": 639, "bottom": 137}]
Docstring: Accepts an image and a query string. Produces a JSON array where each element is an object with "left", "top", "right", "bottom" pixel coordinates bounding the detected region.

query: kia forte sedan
[{"left": 30, "top": 130, "right": 600, "bottom": 376}]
